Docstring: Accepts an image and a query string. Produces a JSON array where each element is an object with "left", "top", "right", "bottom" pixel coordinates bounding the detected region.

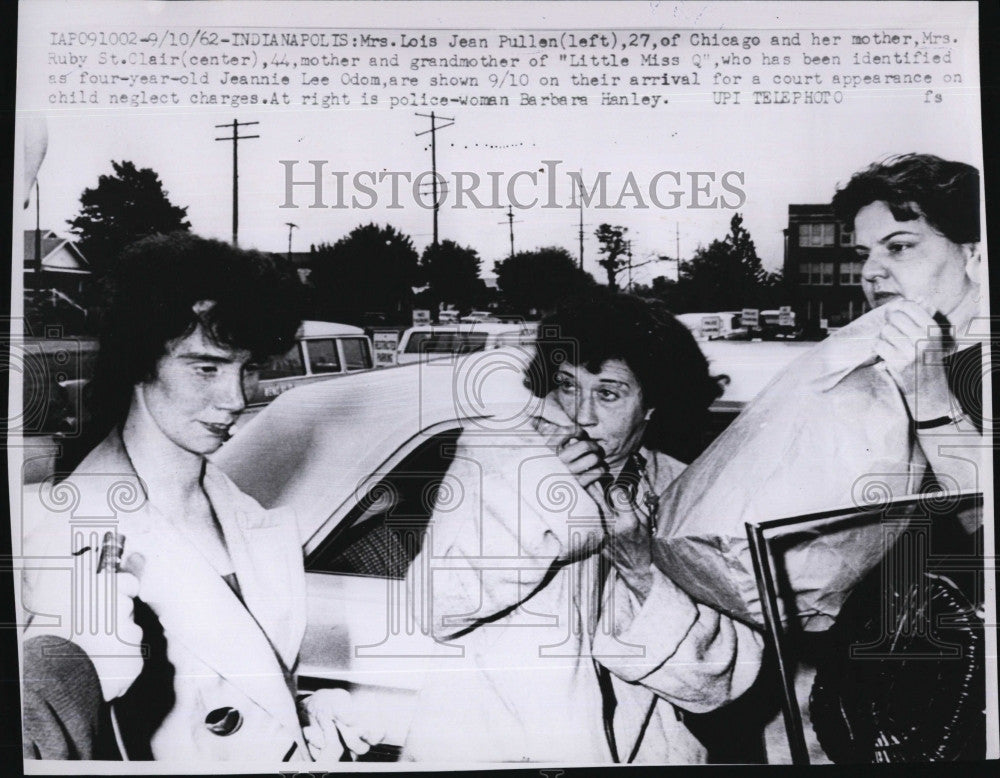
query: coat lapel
[
  {"left": 76, "top": 433, "right": 305, "bottom": 743},
  {"left": 202, "top": 464, "right": 306, "bottom": 670}
]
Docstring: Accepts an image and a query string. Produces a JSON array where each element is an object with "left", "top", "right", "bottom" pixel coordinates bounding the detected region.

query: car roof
[
  {"left": 700, "top": 340, "right": 813, "bottom": 408},
  {"left": 214, "top": 340, "right": 815, "bottom": 538},
  {"left": 402, "top": 322, "right": 530, "bottom": 333},
  {"left": 298, "top": 320, "right": 367, "bottom": 338},
  {"left": 214, "top": 346, "right": 539, "bottom": 538}
]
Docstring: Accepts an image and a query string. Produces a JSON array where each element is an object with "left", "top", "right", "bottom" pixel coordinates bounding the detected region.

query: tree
[
  {"left": 67, "top": 160, "right": 190, "bottom": 277},
  {"left": 420, "top": 240, "right": 485, "bottom": 315},
  {"left": 493, "top": 247, "right": 596, "bottom": 316},
  {"left": 308, "top": 223, "right": 420, "bottom": 324},
  {"left": 662, "top": 213, "right": 782, "bottom": 312},
  {"left": 594, "top": 223, "right": 629, "bottom": 290}
]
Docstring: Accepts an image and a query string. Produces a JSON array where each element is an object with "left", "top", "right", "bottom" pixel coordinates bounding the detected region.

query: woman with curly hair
[
  {"left": 402, "top": 289, "right": 763, "bottom": 764},
  {"left": 21, "top": 233, "right": 376, "bottom": 762}
]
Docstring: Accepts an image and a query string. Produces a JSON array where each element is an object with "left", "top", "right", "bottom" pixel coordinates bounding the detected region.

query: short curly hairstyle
[
  {"left": 831, "top": 154, "right": 980, "bottom": 244},
  {"left": 525, "top": 289, "right": 725, "bottom": 462},
  {"left": 85, "top": 232, "right": 304, "bottom": 439}
]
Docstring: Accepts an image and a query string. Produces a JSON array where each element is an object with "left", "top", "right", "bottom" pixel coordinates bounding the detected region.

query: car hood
[{"left": 213, "top": 347, "right": 539, "bottom": 542}]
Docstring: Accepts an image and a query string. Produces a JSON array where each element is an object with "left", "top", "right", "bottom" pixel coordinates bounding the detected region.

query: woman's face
[
  {"left": 854, "top": 200, "right": 975, "bottom": 314},
  {"left": 551, "top": 358, "right": 649, "bottom": 469},
  {"left": 139, "top": 324, "right": 256, "bottom": 456}
]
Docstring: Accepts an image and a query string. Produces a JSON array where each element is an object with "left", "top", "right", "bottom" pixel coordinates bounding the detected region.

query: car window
[
  {"left": 305, "top": 428, "right": 463, "bottom": 579},
  {"left": 457, "top": 332, "right": 488, "bottom": 353},
  {"left": 258, "top": 344, "right": 305, "bottom": 380},
  {"left": 404, "top": 332, "right": 460, "bottom": 354},
  {"left": 403, "top": 331, "right": 433, "bottom": 353},
  {"left": 342, "top": 337, "right": 373, "bottom": 370},
  {"left": 494, "top": 331, "right": 522, "bottom": 347},
  {"left": 306, "top": 339, "right": 342, "bottom": 374}
]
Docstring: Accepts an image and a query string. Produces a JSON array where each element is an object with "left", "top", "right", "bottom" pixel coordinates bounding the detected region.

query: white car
[
  {"left": 395, "top": 322, "right": 537, "bottom": 365},
  {"left": 245, "top": 320, "right": 375, "bottom": 406},
  {"left": 212, "top": 342, "right": 803, "bottom": 758}
]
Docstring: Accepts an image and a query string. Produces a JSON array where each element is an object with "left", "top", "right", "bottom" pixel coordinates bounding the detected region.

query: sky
[{"left": 15, "top": 1, "right": 984, "bottom": 286}]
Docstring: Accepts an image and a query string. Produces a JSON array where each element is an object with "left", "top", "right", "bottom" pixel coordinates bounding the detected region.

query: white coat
[
  {"left": 20, "top": 431, "right": 309, "bottom": 761},
  {"left": 400, "top": 426, "right": 764, "bottom": 764}
]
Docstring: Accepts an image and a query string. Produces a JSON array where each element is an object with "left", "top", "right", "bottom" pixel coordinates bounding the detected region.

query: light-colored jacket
[
  {"left": 401, "top": 428, "right": 764, "bottom": 764},
  {"left": 20, "top": 432, "right": 309, "bottom": 761}
]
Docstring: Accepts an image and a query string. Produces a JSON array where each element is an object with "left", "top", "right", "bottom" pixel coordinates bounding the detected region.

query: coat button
[{"left": 204, "top": 706, "right": 243, "bottom": 736}]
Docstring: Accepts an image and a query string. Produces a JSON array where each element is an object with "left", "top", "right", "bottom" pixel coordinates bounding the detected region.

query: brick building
[{"left": 782, "top": 205, "right": 869, "bottom": 329}]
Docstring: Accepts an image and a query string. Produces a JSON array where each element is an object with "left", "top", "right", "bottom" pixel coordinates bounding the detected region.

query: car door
[{"left": 295, "top": 423, "right": 466, "bottom": 759}]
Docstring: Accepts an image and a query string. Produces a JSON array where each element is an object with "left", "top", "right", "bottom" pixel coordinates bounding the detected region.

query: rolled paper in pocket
[{"left": 96, "top": 531, "right": 126, "bottom": 573}]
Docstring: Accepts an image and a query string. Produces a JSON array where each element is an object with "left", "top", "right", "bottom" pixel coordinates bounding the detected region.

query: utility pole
[
  {"left": 285, "top": 222, "right": 299, "bottom": 261},
  {"left": 676, "top": 223, "right": 681, "bottom": 279},
  {"left": 34, "top": 180, "right": 42, "bottom": 293},
  {"left": 415, "top": 111, "right": 454, "bottom": 247},
  {"left": 215, "top": 119, "right": 259, "bottom": 246},
  {"left": 577, "top": 171, "right": 585, "bottom": 270},
  {"left": 626, "top": 240, "right": 634, "bottom": 292},
  {"left": 498, "top": 205, "right": 522, "bottom": 260}
]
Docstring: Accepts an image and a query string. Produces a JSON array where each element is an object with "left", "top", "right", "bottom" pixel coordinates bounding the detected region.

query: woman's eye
[
  {"left": 555, "top": 377, "right": 576, "bottom": 393},
  {"left": 598, "top": 389, "right": 620, "bottom": 401},
  {"left": 195, "top": 364, "right": 219, "bottom": 376},
  {"left": 887, "top": 241, "right": 913, "bottom": 255}
]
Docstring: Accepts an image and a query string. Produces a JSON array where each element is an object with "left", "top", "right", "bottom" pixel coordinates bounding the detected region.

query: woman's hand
[
  {"left": 603, "top": 485, "right": 654, "bottom": 601},
  {"left": 22, "top": 551, "right": 146, "bottom": 702},
  {"left": 534, "top": 417, "right": 653, "bottom": 596},
  {"left": 553, "top": 435, "right": 610, "bottom": 492},
  {"left": 875, "top": 298, "right": 954, "bottom": 420},
  {"left": 302, "top": 688, "right": 385, "bottom": 761}
]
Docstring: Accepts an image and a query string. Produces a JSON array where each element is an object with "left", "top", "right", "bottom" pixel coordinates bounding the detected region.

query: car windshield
[{"left": 404, "top": 332, "right": 489, "bottom": 354}]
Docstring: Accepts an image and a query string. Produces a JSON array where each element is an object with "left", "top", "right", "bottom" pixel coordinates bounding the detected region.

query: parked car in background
[
  {"left": 19, "top": 322, "right": 375, "bottom": 483},
  {"left": 395, "top": 322, "right": 537, "bottom": 365},
  {"left": 246, "top": 320, "right": 374, "bottom": 406},
  {"left": 759, "top": 309, "right": 800, "bottom": 340},
  {"left": 458, "top": 310, "right": 499, "bottom": 323},
  {"left": 677, "top": 311, "right": 744, "bottom": 341},
  {"left": 212, "top": 341, "right": 810, "bottom": 758}
]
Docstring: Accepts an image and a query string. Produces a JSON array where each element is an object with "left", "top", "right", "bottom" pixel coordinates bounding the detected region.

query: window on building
[
  {"left": 840, "top": 228, "right": 854, "bottom": 245},
  {"left": 820, "top": 262, "right": 834, "bottom": 285},
  {"left": 840, "top": 260, "right": 864, "bottom": 285},
  {"left": 799, "top": 223, "right": 836, "bottom": 247},
  {"left": 800, "top": 262, "right": 825, "bottom": 284}
]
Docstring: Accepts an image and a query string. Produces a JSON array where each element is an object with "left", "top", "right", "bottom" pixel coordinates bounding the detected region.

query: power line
[
  {"left": 415, "top": 111, "right": 454, "bottom": 247},
  {"left": 214, "top": 119, "right": 260, "bottom": 246}
]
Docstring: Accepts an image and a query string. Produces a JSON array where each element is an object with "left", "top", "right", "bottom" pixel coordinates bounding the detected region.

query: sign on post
[
  {"left": 741, "top": 308, "right": 760, "bottom": 329},
  {"left": 701, "top": 315, "right": 722, "bottom": 339},
  {"left": 778, "top": 306, "right": 794, "bottom": 327},
  {"left": 412, "top": 309, "right": 431, "bottom": 326},
  {"left": 372, "top": 330, "right": 399, "bottom": 367}
]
